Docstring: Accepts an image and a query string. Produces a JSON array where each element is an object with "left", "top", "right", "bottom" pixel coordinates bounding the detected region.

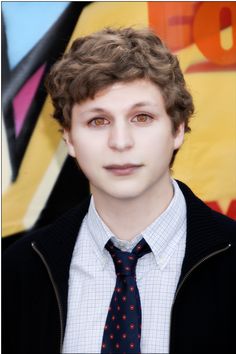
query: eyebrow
[
  {"left": 130, "top": 102, "right": 154, "bottom": 109},
  {"left": 82, "top": 102, "right": 155, "bottom": 115}
]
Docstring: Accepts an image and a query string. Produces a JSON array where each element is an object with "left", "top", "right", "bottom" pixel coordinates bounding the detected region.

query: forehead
[{"left": 73, "top": 79, "right": 165, "bottom": 115}]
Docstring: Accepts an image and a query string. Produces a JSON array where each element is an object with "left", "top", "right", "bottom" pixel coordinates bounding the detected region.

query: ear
[
  {"left": 173, "top": 123, "right": 185, "bottom": 150},
  {"left": 63, "top": 129, "right": 76, "bottom": 157}
]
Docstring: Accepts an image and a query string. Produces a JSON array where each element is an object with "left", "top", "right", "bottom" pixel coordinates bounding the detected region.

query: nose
[{"left": 108, "top": 121, "right": 134, "bottom": 151}]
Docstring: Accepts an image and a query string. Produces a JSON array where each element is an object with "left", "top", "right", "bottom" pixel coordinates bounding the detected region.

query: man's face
[{"left": 64, "top": 79, "right": 184, "bottom": 201}]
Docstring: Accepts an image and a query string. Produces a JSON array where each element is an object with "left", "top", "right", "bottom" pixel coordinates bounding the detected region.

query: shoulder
[
  {"left": 209, "top": 207, "right": 236, "bottom": 244},
  {"left": 210, "top": 207, "right": 236, "bottom": 229},
  {"left": 3, "top": 196, "right": 91, "bottom": 268},
  {"left": 176, "top": 179, "right": 236, "bottom": 244}
]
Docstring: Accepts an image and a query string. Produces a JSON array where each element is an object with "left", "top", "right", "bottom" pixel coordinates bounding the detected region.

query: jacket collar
[
  {"left": 176, "top": 180, "right": 231, "bottom": 284},
  {"left": 32, "top": 180, "right": 231, "bottom": 328}
]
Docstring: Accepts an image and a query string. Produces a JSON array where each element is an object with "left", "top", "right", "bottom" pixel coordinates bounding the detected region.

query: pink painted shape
[{"left": 13, "top": 64, "right": 46, "bottom": 136}]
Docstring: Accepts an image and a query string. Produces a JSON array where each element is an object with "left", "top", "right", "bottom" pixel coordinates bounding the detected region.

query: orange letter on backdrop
[
  {"left": 193, "top": 2, "right": 236, "bottom": 65},
  {"left": 148, "top": 2, "right": 197, "bottom": 51}
]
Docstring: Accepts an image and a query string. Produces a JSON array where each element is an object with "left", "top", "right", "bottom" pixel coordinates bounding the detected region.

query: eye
[
  {"left": 132, "top": 114, "right": 153, "bottom": 123},
  {"left": 88, "top": 118, "right": 110, "bottom": 127}
]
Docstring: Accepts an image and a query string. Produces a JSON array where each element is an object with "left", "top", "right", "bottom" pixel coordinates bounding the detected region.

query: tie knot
[{"left": 105, "top": 238, "right": 151, "bottom": 277}]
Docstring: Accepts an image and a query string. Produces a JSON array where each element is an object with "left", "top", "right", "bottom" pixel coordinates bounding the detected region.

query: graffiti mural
[{"left": 2, "top": 2, "right": 236, "bottom": 248}]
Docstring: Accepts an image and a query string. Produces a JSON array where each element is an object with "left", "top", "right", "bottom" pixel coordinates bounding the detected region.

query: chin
[
  {"left": 103, "top": 184, "right": 148, "bottom": 201},
  {"left": 109, "top": 192, "right": 141, "bottom": 200}
]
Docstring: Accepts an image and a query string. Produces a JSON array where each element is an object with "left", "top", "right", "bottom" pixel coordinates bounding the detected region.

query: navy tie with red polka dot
[{"left": 101, "top": 238, "right": 151, "bottom": 354}]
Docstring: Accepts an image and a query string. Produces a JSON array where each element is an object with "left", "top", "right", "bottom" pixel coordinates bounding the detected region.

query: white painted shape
[{"left": 23, "top": 140, "right": 67, "bottom": 229}]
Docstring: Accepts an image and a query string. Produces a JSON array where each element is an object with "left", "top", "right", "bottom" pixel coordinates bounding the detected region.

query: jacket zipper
[
  {"left": 169, "top": 243, "right": 232, "bottom": 351},
  {"left": 31, "top": 241, "right": 64, "bottom": 353}
]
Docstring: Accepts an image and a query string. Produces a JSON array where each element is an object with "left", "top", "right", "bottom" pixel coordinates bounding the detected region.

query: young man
[{"left": 3, "top": 28, "right": 236, "bottom": 354}]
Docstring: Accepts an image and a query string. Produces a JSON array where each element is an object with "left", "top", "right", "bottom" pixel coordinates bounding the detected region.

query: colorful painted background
[{"left": 2, "top": 2, "right": 236, "bottom": 247}]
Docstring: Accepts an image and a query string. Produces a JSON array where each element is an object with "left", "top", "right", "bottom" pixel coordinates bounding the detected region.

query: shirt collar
[
  {"left": 87, "top": 179, "right": 186, "bottom": 270},
  {"left": 86, "top": 196, "right": 111, "bottom": 268},
  {"left": 142, "top": 179, "right": 186, "bottom": 269}
]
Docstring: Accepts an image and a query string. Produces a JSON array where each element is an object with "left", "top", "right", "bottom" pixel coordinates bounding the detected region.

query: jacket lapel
[{"left": 32, "top": 197, "right": 91, "bottom": 332}]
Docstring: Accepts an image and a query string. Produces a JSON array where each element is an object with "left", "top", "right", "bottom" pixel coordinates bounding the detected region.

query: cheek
[
  {"left": 75, "top": 150, "right": 97, "bottom": 179},
  {"left": 72, "top": 132, "right": 94, "bottom": 152},
  {"left": 73, "top": 135, "right": 103, "bottom": 165},
  {"left": 143, "top": 131, "right": 174, "bottom": 152}
]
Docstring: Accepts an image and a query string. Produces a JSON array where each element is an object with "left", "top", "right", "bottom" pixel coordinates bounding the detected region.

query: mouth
[{"left": 104, "top": 163, "right": 143, "bottom": 176}]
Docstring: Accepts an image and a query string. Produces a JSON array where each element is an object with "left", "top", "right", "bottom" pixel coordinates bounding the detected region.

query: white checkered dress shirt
[{"left": 62, "top": 179, "right": 187, "bottom": 353}]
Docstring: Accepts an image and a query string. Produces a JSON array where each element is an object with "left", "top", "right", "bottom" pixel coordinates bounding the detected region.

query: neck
[{"left": 91, "top": 176, "right": 174, "bottom": 241}]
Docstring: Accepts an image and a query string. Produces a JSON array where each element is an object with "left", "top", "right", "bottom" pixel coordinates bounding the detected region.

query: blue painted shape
[{"left": 2, "top": 1, "right": 69, "bottom": 69}]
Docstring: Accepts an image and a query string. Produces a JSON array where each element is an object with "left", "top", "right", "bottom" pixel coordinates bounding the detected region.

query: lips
[
  {"left": 105, "top": 164, "right": 142, "bottom": 169},
  {"left": 104, "top": 163, "right": 143, "bottom": 176}
]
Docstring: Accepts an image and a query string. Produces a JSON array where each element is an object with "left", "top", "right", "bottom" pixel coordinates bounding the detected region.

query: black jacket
[{"left": 2, "top": 181, "right": 236, "bottom": 354}]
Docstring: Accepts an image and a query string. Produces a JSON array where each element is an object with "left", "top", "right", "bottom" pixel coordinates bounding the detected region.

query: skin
[{"left": 64, "top": 79, "right": 184, "bottom": 240}]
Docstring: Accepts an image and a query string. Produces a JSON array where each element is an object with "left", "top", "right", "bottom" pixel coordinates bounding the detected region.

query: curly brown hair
[{"left": 45, "top": 27, "right": 194, "bottom": 135}]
